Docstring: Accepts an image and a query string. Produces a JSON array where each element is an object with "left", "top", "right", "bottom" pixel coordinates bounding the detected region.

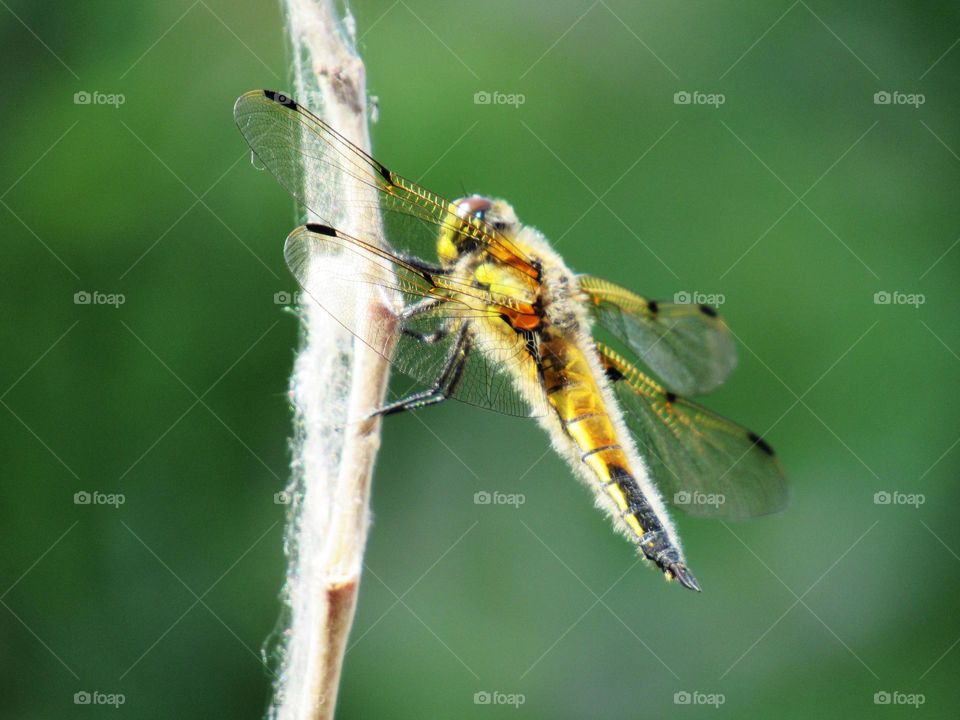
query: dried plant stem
[{"left": 272, "top": 2, "right": 387, "bottom": 719}]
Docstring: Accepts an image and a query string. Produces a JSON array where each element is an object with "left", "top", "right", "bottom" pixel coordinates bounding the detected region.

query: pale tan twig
[{"left": 271, "top": 2, "right": 389, "bottom": 718}]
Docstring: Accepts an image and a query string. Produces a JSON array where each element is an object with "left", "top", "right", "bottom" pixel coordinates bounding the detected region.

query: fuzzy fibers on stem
[{"left": 271, "top": 2, "right": 390, "bottom": 719}]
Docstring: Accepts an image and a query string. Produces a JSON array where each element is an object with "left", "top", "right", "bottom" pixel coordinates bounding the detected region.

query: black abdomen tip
[{"left": 669, "top": 563, "right": 702, "bottom": 592}]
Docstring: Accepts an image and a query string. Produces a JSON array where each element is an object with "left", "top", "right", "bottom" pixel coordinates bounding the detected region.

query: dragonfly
[{"left": 234, "top": 89, "right": 788, "bottom": 592}]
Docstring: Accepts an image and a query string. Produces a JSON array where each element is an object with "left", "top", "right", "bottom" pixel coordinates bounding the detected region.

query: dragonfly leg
[
  {"left": 375, "top": 326, "right": 470, "bottom": 417},
  {"left": 401, "top": 327, "right": 447, "bottom": 344},
  {"left": 399, "top": 296, "right": 442, "bottom": 320},
  {"left": 395, "top": 297, "right": 449, "bottom": 344}
]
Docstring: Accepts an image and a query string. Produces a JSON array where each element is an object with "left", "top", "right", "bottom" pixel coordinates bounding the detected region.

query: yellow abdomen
[{"left": 540, "top": 333, "right": 649, "bottom": 541}]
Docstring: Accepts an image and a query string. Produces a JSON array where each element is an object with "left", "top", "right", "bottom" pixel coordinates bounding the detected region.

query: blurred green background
[{"left": 2, "top": 1, "right": 959, "bottom": 717}]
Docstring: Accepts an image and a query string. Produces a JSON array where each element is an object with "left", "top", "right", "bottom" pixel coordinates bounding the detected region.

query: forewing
[
  {"left": 597, "top": 343, "right": 788, "bottom": 520},
  {"left": 234, "top": 89, "right": 538, "bottom": 276},
  {"left": 285, "top": 224, "right": 544, "bottom": 417},
  {"left": 580, "top": 275, "right": 737, "bottom": 396}
]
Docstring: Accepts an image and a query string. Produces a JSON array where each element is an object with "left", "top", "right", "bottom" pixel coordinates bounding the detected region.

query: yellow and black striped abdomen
[
  {"left": 540, "top": 331, "right": 700, "bottom": 590},
  {"left": 540, "top": 335, "right": 648, "bottom": 537}
]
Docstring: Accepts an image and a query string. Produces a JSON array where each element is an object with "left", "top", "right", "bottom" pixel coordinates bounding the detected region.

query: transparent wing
[
  {"left": 597, "top": 343, "right": 788, "bottom": 520},
  {"left": 234, "top": 89, "right": 538, "bottom": 278},
  {"left": 285, "top": 224, "right": 545, "bottom": 417},
  {"left": 580, "top": 275, "right": 737, "bottom": 396}
]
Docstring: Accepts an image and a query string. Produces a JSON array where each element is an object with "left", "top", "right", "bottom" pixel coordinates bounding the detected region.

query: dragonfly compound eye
[{"left": 437, "top": 195, "right": 494, "bottom": 263}]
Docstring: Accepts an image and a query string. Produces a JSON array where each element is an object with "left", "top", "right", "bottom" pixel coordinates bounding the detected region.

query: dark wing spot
[
  {"left": 748, "top": 431, "right": 775, "bottom": 456},
  {"left": 665, "top": 390, "right": 677, "bottom": 404},
  {"left": 647, "top": 300, "right": 659, "bottom": 315},
  {"left": 699, "top": 304, "right": 718, "bottom": 318},
  {"left": 374, "top": 160, "right": 393, "bottom": 183},
  {"left": 305, "top": 223, "right": 337, "bottom": 236},
  {"left": 263, "top": 89, "right": 298, "bottom": 109},
  {"left": 604, "top": 364, "right": 625, "bottom": 383}
]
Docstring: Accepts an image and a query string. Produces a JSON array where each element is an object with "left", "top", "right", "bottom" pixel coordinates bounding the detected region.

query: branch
[{"left": 271, "top": 2, "right": 389, "bottom": 719}]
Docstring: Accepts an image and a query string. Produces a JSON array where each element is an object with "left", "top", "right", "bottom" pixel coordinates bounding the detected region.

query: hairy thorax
[{"left": 512, "top": 225, "right": 588, "bottom": 337}]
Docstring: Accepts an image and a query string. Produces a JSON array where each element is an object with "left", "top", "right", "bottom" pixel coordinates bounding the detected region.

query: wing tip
[
  {"left": 261, "top": 89, "right": 299, "bottom": 110},
  {"left": 234, "top": 89, "right": 299, "bottom": 127}
]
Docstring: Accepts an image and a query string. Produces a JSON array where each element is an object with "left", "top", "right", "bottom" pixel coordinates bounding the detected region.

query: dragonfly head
[{"left": 437, "top": 194, "right": 519, "bottom": 265}]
